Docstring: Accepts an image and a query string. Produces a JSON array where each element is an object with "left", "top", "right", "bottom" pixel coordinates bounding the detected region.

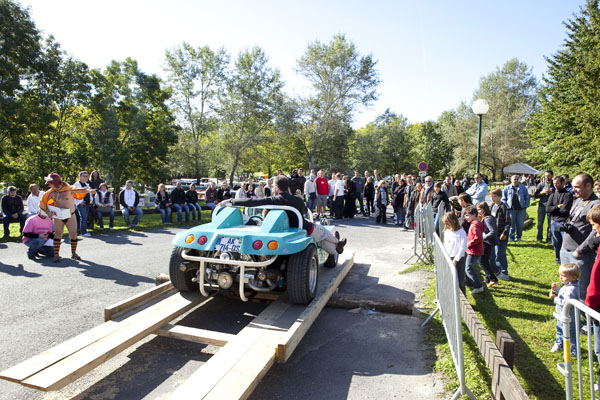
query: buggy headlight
[{"left": 185, "top": 235, "right": 195, "bottom": 244}]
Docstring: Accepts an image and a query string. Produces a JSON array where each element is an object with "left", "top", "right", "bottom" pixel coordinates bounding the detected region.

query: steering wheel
[{"left": 247, "top": 215, "right": 264, "bottom": 225}]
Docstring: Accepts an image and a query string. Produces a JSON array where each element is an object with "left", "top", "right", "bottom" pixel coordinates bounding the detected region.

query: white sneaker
[
  {"left": 497, "top": 273, "right": 510, "bottom": 281},
  {"left": 471, "top": 287, "right": 484, "bottom": 294},
  {"left": 83, "top": 233, "right": 92, "bottom": 237},
  {"left": 550, "top": 343, "right": 562, "bottom": 353}
]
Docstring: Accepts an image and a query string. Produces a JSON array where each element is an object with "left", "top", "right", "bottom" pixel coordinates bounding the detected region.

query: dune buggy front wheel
[{"left": 169, "top": 246, "right": 199, "bottom": 292}]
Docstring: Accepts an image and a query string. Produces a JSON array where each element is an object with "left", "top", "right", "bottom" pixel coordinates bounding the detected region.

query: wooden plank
[
  {"left": 155, "top": 324, "right": 235, "bottom": 346},
  {"left": 276, "top": 253, "right": 355, "bottom": 363},
  {"left": 200, "top": 254, "right": 356, "bottom": 400},
  {"left": 0, "top": 320, "right": 119, "bottom": 384},
  {"left": 104, "top": 281, "right": 174, "bottom": 321},
  {"left": 169, "top": 297, "right": 293, "bottom": 400},
  {"left": 21, "top": 292, "right": 209, "bottom": 391}
]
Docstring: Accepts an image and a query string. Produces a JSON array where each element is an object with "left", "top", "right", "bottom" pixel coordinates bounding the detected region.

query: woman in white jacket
[{"left": 442, "top": 212, "right": 467, "bottom": 294}]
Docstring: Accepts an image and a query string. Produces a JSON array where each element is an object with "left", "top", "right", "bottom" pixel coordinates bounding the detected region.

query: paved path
[{"left": 0, "top": 210, "right": 447, "bottom": 399}]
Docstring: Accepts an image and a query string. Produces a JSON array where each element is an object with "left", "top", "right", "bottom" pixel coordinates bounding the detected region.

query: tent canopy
[{"left": 503, "top": 163, "right": 542, "bottom": 175}]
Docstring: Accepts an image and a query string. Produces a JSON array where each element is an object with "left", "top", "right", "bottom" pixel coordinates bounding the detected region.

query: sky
[{"left": 20, "top": 0, "right": 585, "bottom": 128}]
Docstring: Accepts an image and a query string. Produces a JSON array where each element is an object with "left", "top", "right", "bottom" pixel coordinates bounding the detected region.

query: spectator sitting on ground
[
  {"left": 94, "top": 183, "right": 114, "bottom": 229},
  {"left": 171, "top": 181, "right": 190, "bottom": 224},
  {"left": 205, "top": 182, "right": 218, "bottom": 209},
  {"left": 26, "top": 183, "right": 44, "bottom": 217},
  {"left": 154, "top": 184, "right": 172, "bottom": 224},
  {"left": 119, "top": 180, "right": 143, "bottom": 228},
  {"left": 22, "top": 210, "right": 54, "bottom": 260},
  {"left": 186, "top": 184, "right": 202, "bottom": 221},
  {"left": 217, "top": 182, "right": 232, "bottom": 202},
  {"left": 550, "top": 262, "right": 580, "bottom": 356},
  {"left": 2, "top": 186, "right": 27, "bottom": 238}
]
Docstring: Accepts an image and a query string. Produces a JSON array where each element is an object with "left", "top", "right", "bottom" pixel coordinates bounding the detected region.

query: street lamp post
[{"left": 471, "top": 99, "right": 489, "bottom": 174}]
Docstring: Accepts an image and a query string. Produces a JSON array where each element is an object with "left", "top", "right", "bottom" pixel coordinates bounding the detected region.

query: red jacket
[
  {"left": 466, "top": 220, "right": 484, "bottom": 256},
  {"left": 316, "top": 177, "right": 329, "bottom": 195},
  {"left": 586, "top": 249, "right": 600, "bottom": 310}
]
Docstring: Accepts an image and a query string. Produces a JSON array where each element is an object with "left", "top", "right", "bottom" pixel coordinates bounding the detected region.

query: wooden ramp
[{"left": 0, "top": 253, "right": 354, "bottom": 399}]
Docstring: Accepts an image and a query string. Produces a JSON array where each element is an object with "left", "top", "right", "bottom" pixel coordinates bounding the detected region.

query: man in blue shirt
[
  {"left": 502, "top": 175, "right": 531, "bottom": 241},
  {"left": 466, "top": 173, "right": 488, "bottom": 206}
]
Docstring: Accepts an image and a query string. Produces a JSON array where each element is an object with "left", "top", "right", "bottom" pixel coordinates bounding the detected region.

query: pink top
[{"left": 21, "top": 215, "right": 53, "bottom": 244}]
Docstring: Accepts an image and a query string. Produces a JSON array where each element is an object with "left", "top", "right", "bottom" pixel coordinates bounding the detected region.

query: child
[
  {"left": 490, "top": 188, "right": 511, "bottom": 281},
  {"left": 550, "top": 263, "right": 580, "bottom": 355},
  {"left": 375, "top": 180, "right": 389, "bottom": 224},
  {"left": 443, "top": 212, "right": 467, "bottom": 294},
  {"left": 463, "top": 205, "right": 485, "bottom": 294},
  {"left": 477, "top": 202, "right": 499, "bottom": 287}
]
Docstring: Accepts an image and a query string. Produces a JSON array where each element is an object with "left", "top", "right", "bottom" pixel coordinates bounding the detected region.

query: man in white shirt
[
  {"left": 466, "top": 173, "right": 489, "bottom": 205},
  {"left": 118, "top": 180, "right": 143, "bottom": 228},
  {"left": 26, "top": 184, "right": 44, "bottom": 217},
  {"left": 328, "top": 173, "right": 337, "bottom": 218},
  {"left": 333, "top": 173, "right": 345, "bottom": 220}
]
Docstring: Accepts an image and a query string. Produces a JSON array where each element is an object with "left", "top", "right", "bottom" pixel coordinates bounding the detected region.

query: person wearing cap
[
  {"left": 39, "top": 172, "right": 95, "bottom": 262},
  {"left": 22, "top": 210, "right": 54, "bottom": 259},
  {"left": 2, "top": 186, "right": 26, "bottom": 238}
]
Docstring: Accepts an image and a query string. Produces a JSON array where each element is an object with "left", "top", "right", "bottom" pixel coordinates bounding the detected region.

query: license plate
[{"left": 216, "top": 237, "right": 241, "bottom": 252}]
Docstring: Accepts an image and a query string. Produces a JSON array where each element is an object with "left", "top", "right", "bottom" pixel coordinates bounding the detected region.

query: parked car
[{"left": 168, "top": 204, "right": 339, "bottom": 305}]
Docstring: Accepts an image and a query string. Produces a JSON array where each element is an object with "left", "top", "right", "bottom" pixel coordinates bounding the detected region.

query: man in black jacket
[
  {"left": 490, "top": 188, "right": 511, "bottom": 280},
  {"left": 534, "top": 170, "right": 555, "bottom": 243},
  {"left": 221, "top": 176, "right": 346, "bottom": 255},
  {"left": 560, "top": 173, "right": 600, "bottom": 299},
  {"left": 2, "top": 186, "right": 26, "bottom": 238},
  {"left": 171, "top": 182, "right": 190, "bottom": 224},
  {"left": 546, "top": 176, "right": 573, "bottom": 264}
]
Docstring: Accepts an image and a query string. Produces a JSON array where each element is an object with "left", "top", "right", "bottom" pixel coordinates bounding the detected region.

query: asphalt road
[{"left": 0, "top": 211, "right": 447, "bottom": 400}]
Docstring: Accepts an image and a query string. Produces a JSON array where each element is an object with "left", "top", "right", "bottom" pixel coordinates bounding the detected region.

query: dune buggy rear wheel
[
  {"left": 169, "top": 246, "right": 199, "bottom": 292},
  {"left": 287, "top": 245, "right": 318, "bottom": 305}
]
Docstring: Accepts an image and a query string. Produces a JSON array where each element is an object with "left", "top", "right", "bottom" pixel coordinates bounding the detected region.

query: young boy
[
  {"left": 490, "top": 188, "right": 511, "bottom": 281},
  {"left": 550, "top": 262, "right": 580, "bottom": 355},
  {"left": 464, "top": 205, "right": 485, "bottom": 294}
]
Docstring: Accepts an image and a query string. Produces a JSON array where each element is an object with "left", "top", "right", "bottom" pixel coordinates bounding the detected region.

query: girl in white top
[{"left": 442, "top": 212, "right": 468, "bottom": 294}]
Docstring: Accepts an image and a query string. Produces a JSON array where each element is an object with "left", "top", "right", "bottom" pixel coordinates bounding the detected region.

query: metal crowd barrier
[{"left": 560, "top": 299, "right": 600, "bottom": 400}]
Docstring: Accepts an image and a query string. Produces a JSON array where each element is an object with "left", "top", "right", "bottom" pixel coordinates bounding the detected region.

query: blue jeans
[
  {"left": 306, "top": 196, "right": 316, "bottom": 213},
  {"left": 156, "top": 206, "right": 172, "bottom": 224},
  {"left": 206, "top": 202, "right": 217, "bottom": 210},
  {"left": 96, "top": 207, "right": 114, "bottom": 228},
  {"left": 550, "top": 221, "right": 565, "bottom": 262},
  {"left": 187, "top": 203, "right": 202, "bottom": 220},
  {"left": 25, "top": 238, "right": 53, "bottom": 257},
  {"left": 508, "top": 208, "right": 527, "bottom": 241},
  {"left": 537, "top": 206, "right": 551, "bottom": 241},
  {"left": 396, "top": 207, "right": 406, "bottom": 226},
  {"left": 173, "top": 203, "right": 189, "bottom": 223},
  {"left": 122, "top": 207, "right": 143, "bottom": 227},
  {"left": 560, "top": 248, "right": 595, "bottom": 300},
  {"left": 356, "top": 193, "right": 364, "bottom": 214},
  {"left": 77, "top": 203, "right": 90, "bottom": 235},
  {"left": 3, "top": 212, "right": 26, "bottom": 236},
  {"left": 492, "top": 240, "right": 509, "bottom": 275},
  {"left": 465, "top": 254, "right": 483, "bottom": 289},
  {"left": 556, "top": 309, "right": 578, "bottom": 354}
]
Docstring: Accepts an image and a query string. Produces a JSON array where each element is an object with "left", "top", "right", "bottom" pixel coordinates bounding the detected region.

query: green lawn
[
  {"left": 1, "top": 207, "right": 213, "bottom": 243},
  {"left": 419, "top": 201, "right": 597, "bottom": 400}
]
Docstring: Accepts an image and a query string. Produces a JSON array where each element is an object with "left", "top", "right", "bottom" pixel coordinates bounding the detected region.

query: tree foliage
[{"left": 527, "top": 0, "right": 600, "bottom": 177}]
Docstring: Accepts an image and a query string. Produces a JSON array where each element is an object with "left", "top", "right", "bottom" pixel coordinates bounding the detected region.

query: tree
[
  {"left": 408, "top": 121, "right": 452, "bottom": 178},
  {"left": 217, "top": 47, "right": 283, "bottom": 184},
  {"left": 164, "top": 43, "right": 229, "bottom": 180},
  {"left": 88, "top": 59, "right": 178, "bottom": 189},
  {"left": 527, "top": 0, "right": 600, "bottom": 177},
  {"left": 295, "top": 34, "right": 380, "bottom": 169}
]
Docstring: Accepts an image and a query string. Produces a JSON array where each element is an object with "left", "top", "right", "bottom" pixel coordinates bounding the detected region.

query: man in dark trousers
[
  {"left": 534, "top": 170, "right": 555, "bottom": 243},
  {"left": 2, "top": 186, "right": 26, "bottom": 238},
  {"left": 219, "top": 176, "right": 346, "bottom": 256},
  {"left": 546, "top": 175, "right": 573, "bottom": 264}
]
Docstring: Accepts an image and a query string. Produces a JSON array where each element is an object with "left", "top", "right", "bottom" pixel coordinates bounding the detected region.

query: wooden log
[
  {"left": 495, "top": 330, "right": 515, "bottom": 370},
  {"left": 104, "top": 281, "right": 175, "bottom": 322},
  {"left": 155, "top": 324, "right": 235, "bottom": 346},
  {"left": 21, "top": 292, "right": 209, "bottom": 391},
  {"left": 327, "top": 292, "right": 413, "bottom": 315},
  {"left": 523, "top": 218, "right": 533, "bottom": 230}
]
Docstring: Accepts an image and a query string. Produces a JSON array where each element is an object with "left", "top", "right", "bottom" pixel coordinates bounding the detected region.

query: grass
[
  {"left": 419, "top": 200, "right": 597, "bottom": 400},
  {"left": 1, "top": 206, "right": 213, "bottom": 243}
]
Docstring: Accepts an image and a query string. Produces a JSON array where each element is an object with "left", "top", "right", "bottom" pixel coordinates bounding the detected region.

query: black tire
[
  {"left": 287, "top": 245, "right": 319, "bottom": 305},
  {"left": 169, "top": 246, "right": 199, "bottom": 292},
  {"left": 324, "top": 251, "right": 338, "bottom": 268}
]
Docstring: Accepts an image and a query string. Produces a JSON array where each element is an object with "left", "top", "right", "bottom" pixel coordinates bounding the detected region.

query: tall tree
[
  {"left": 295, "top": 34, "right": 380, "bottom": 169},
  {"left": 528, "top": 0, "right": 600, "bottom": 177},
  {"left": 164, "top": 43, "right": 229, "bottom": 179},
  {"left": 217, "top": 47, "right": 283, "bottom": 184},
  {"left": 408, "top": 121, "right": 452, "bottom": 178}
]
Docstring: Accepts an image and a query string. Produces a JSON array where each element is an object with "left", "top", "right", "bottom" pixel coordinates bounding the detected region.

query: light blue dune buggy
[{"left": 169, "top": 204, "right": 339, "bottom": 305}]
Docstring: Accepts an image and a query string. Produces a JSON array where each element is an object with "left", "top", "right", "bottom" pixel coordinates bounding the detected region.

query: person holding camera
[
  {"left": 546, "top": 175, "right": 573, "bottom": 264},
  {"left": 560, "top": 173, "right": 600, "bottom": 300}
]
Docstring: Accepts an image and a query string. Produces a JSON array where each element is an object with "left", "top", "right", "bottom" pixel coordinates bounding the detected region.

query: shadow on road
[{"left": 0, "top": 262, "right": 42, "bottom": 278}]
